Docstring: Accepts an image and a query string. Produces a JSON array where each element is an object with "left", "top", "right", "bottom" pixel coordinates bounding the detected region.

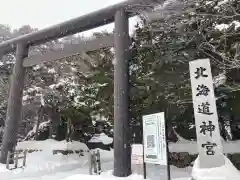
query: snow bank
[
  {"left": 0, "top": 146, "right": 115, "bottom": 180},
  {"left": 8, "top": 139, "right": 90, "bottom": 179},
  {"left": 0, "top": 151, "right": 89, "bottom": 179},
  {"left": 62, "top": 168, "right": 192, "bottom": 180},
  {"left": 88, "top": 133, "right": 113, "bottom": 145},
  {"left": 192, "top": 155, "right": 240, "bottom": 180},
  {"left": 16, "top": 139, "right": 89, "bottom": 151},
  {"left": 62, "top": 170, "right": 149, "bottom": 180}
]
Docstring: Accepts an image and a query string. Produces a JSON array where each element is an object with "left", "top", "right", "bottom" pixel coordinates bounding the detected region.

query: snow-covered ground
[
  {"left": 0, "top": 148, "right": 191, "bottom": 180},
  {"left": 1, "top": 137, "right": 240, "bottom": 180}
]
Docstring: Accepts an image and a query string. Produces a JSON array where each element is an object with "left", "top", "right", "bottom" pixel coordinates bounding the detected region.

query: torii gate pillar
[
  {"left": 0, "top": 44, "right": 28, "bottom": 163},
  {"left": 113, "top": 9, "right": 131, "bottom": 177}
]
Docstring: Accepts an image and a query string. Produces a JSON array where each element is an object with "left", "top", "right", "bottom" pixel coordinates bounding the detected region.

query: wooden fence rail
[
  {"left": 89, "top": 149, "right": 102, "bottom": 175},
  {"left": 6, "top": 150, "right": 27, "bottom": 170}
]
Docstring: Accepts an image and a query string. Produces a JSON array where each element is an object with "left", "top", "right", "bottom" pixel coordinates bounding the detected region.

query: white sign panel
[
  {"left": 132, "top": 155, "right": 143, "bottom": 165},
  {"left": 131, "top": 144, "right": 143, "bottom": 164},
  {"left": 189, "top": 59, "right": 225, "bottom": 168},
  {"left": 142, "top": 112, "right": 167, "bottom": 165}
]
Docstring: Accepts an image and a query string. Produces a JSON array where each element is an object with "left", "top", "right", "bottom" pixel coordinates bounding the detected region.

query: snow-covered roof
[{"left": 88, "top": 133, "right": 113, "bottom": 145}]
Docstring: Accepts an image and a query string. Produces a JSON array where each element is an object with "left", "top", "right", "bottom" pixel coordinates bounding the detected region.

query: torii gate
[{"left": 0, "top": 0, "right": 162, "bottom": 177}]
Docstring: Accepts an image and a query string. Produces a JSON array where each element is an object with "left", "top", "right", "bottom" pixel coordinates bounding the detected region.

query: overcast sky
[{"left": 0, "top": 0, "right": 140, "bottom": 36}]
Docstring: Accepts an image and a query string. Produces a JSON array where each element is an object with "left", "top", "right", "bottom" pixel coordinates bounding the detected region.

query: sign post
[
  {"left": 142, "top": 112, "right": 170, "bottom": 180},
  {"left": 142, "top": 136, "right": 146, "bottom": 179},
  {"left": 189, "top": 59, "right": 225, "bottom": 168}
]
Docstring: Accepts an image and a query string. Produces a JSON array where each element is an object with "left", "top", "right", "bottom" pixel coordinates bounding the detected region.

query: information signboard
[{"left": 142, "top": 112, "right": 167, "bottom": 165}]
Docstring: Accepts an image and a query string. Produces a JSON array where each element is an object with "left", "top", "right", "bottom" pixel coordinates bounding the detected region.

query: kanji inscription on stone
[
  {"left": 200, "top": 121, "right": 215, "bottom": 137},
  {"left": 198, "top": 102, "right": 213, "bottom": 115},
  {"left": 196, "top": 84, "right": 210, "bottom": 96},
  {"left": 189, "top": 59, "right": 224, "bottom": 168},
  {"left": 195, "top": 67, "right": 208, "bottom": 79},
  {"left": 202, "top": 141, "right": 217, "bottom": 155}
]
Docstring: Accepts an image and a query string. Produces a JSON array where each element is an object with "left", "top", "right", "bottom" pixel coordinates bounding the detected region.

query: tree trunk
[
  {"left": 219, "top": 116, "right": 227, "bottom": 140},
  {"left": 49, "top": 118, "right": 53, "bottom": 139},
  {"left": 48, "top": 107, "right": 60, "bottom": 139},
  {"left": 35, "top": 106, "right": 43, "bottom": 140},
  {"left": 65, "top": 118, "right": 72, "bottom": 142}
]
